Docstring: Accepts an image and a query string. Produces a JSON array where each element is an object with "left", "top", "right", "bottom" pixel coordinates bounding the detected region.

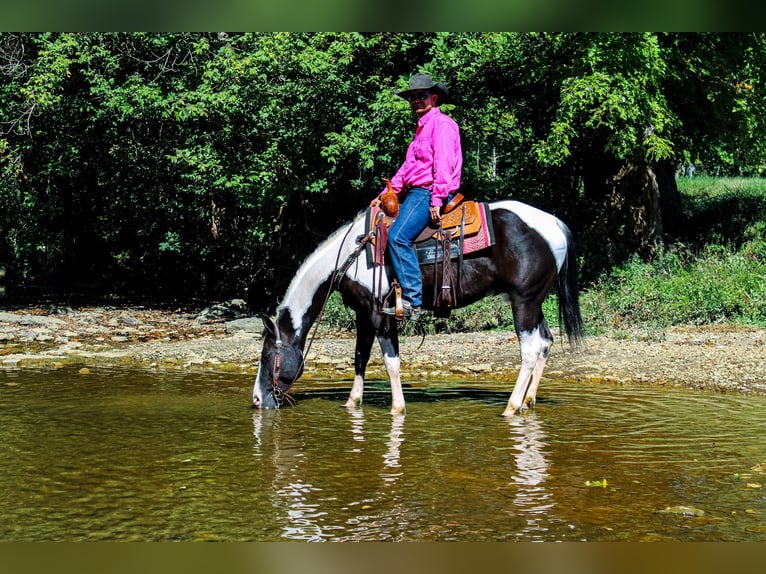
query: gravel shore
[{"left": 2, "top": 305, "right": 765, "bottom": 397}]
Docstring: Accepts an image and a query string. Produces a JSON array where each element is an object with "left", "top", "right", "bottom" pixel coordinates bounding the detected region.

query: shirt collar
[{"left": 417, "top": 106, "right": 442, "bottom": 129}]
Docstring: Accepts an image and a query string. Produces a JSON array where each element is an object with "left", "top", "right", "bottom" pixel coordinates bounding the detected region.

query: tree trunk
[
  {"left": 652, "top": 158, "right": 686, "bottom": 240},
  {"left": 578, "top": 156, "right": 686, "bottom": 279}
]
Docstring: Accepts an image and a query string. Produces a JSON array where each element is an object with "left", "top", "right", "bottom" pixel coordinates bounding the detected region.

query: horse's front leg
[
  {"left": 345, "top": 320, "right": 376, "bottom": 409},
  {"left": 377, "top": 326, "right": 404, "bottom": 415}
]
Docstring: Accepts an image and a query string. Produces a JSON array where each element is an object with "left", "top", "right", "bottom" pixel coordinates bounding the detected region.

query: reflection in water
[
  {"left": 4, "top": 368, "right": 766, "bottom": 542},
  {"left": 381, "top": 414, "right": 405, "bottom": 485},
  {"left": 253, "top": 410, "right": 332, "bottom": 542},
  {"left": 254, "top": 404, "right": 560, "bottom": 541},
  {"left": 349, "top": 407, "right": 365, "bottom": 450},
  {"left": 252, "top": 409, "right": 409, "bottom": 540},
  {"left": 506, "top": 413, "right": 554, "bottom": 538}
]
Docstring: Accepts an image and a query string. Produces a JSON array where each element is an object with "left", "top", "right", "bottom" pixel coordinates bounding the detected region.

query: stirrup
[
  {"left": 381, "top": 280, "right": 404, "bottom": 319},
  {"left": 382, "top": 300, "right": 421, "bottom": 319}
]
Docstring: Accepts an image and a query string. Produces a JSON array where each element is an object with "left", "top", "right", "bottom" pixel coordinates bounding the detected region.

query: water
[{"left": 2, "top": 367, "right": 765, "bottom": 541}]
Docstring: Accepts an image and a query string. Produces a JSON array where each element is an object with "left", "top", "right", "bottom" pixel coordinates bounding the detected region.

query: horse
[{"left": 252, "top": 199, "right": 585, "bottom": 417}]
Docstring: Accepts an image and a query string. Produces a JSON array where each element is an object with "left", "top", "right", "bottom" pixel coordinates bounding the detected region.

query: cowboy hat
[{"left": 397, "top": 73, "right": 449, "bottom": 105}]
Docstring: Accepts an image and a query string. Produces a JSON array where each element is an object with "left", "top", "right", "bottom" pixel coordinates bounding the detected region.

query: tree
[
  {"left": 2, "top": 33, "right": 765, "bottom": 304},
  {"left": 421, "top": 33, "right": 766, "bottom": 276}
]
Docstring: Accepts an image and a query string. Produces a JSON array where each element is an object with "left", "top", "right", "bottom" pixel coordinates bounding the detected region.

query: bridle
[
  {"left": 264, "top": 219, "right": 377, "bottom": 408},
  {"left": 268, "top": 320, "right": 296, "bottom": 407}
]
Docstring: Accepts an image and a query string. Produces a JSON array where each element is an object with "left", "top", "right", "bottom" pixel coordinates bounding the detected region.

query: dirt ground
[{"left": 1, "top": 305, "right": 765, "bottom": 397}]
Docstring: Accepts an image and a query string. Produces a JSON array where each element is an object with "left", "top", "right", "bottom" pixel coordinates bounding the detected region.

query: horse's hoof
[{"left": 502, "top": 407, "right": 517, "bottom": 417}]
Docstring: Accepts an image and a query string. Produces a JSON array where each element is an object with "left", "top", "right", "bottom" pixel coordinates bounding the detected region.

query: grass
[{"left": 322, "top": 177, "right": 766, "bottom": 336}]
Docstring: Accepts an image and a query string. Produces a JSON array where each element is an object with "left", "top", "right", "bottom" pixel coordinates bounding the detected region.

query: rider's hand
[{"left": 429, "top": 205, "right": 442, "bottom": 224}]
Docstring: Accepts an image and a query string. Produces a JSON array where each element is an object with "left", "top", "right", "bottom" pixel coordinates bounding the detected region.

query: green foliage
[
  {"left": 583, "top": 238, "right": 766, "bottom": 333},
  {"left": 532, "top": 33, "right": 676, "bottom": 166},
  {"left": 577, "top": 177, "right": 766, "bottom": 333},
  {"left": 678, "top": 176, "right": 766, "bottom": 247},
  {"left": 2, "top": 32, "right": 766, "bottom": 313},
  {"left": 662, "top": 34, "right": 766, "bottom": 175}
]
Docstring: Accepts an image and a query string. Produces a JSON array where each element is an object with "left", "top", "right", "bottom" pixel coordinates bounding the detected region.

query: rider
[{"left": 370, "top": 73, "right": 463, "bottom": 318}]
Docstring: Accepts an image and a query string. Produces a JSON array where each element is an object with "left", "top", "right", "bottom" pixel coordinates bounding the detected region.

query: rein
[
  {"left": 331, "top": 229, "right": 376, "bottom": 290},
  {"left": 307, "top": 223, "right": 375, "bottom": 352},
  {"left": 269, "top": 221, "right": 372, "bottom": 407}
]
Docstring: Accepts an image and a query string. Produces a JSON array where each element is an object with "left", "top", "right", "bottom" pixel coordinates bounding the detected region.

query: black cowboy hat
[{"left": 397, "top": 73, "right": 449, "bottom": 105}]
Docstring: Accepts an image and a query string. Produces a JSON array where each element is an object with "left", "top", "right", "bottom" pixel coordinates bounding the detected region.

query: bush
[{"left": 316, "top": 178, "right": 766, "bottom": 336}]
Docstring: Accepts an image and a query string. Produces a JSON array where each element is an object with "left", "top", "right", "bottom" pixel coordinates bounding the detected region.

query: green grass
[
  {"left": 322, "top": 177, "right": 766, "bottom": 336},
  {"left": 580, "top": 176, "right": 766, "bottom": 334},
  {"left": 678, "top": 176, "right": 766, "bottom": 247},
  {"left": 582, "top": 241, "right": 766, "bottom": 334}
]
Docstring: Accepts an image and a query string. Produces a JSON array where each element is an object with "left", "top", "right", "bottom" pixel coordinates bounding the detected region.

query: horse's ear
[{"left": 260, "top": 314, "right": 277, "bottom": 337}]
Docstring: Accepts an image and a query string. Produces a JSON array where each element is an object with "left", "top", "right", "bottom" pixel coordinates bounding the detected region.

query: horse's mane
[{"left": 277, "top": 210, "right": 366, "bottom": 330}]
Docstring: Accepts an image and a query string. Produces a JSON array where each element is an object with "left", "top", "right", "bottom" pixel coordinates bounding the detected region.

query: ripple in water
[{"left": 2, "top": 368, "right": 766, "bottom": 541}]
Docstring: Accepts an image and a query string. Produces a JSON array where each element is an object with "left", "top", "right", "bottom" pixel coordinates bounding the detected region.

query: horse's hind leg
[
  {"left": 504, "top": 323, "right": 552, "bottom": 417},
  {"left": 523, "top": 320, "right": 553, "bottom": 408}
]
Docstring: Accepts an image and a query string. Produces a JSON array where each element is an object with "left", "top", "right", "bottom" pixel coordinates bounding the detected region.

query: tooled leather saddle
[
  {"left": 364, "top": 196, "right": 495, "bottom": 317},
  {"left": 365, "top": 197, "right": 495, "bottom": 266}
]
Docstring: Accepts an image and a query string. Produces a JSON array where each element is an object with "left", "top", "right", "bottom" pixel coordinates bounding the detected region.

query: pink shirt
[{"left": 383, "top": 107, "right": 462, "bottom": 207}]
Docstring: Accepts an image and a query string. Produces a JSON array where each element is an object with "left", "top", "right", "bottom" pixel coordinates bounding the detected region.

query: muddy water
[{"left": 1, "top": 367, "right": 765, "bottom": 541}]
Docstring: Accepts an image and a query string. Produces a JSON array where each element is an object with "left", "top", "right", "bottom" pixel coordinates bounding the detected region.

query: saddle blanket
[{"left": 364, "top": 201, "right": 495, "bottom": 266}]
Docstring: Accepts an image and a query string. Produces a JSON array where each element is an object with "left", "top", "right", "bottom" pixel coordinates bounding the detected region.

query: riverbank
[{"left": 1, "top": 305, "right": 765, "bottom": 396}]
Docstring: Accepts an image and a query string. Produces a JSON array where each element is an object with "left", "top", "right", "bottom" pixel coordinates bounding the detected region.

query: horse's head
[{"left": 252, "top": 315, "right": 304, "bottom": 409}]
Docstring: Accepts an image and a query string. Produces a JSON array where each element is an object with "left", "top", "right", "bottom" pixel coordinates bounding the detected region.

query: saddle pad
[{"left": 416, "top": 202, "right": 495, "bottom": 264}]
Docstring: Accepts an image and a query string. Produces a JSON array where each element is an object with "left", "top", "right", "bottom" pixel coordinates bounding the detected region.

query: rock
[
  {"left": 449, "top": 366, "right": 472, "bottom": 374},
  {"left": 468, "top": 363, "right": 492, "bottom": 373},
  {"left": 657, "top": 505, "right": 705, "bottom": 517},
  {"left": 119, "top": 314, "right": 141, "bottom": 326},
  {"left": 224, "top": 317, "right": 263, "bottom": 335},
  {"left": 18, "top": 329, "right": 39, "bottom": 342},
  {"left": 195, "top": 299, "right": 250, "bottom": 324}
]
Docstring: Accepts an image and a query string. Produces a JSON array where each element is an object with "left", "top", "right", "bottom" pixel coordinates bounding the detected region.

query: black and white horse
[{"left": 252, "top": 199, "right": 584, "bottom": 417}]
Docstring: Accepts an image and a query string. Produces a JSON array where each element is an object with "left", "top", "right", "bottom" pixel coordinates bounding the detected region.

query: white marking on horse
[
  {"left": 505, "top": 327, "right": 550, "bottom": 416},
  {"left": 253, "top": 362, "right": 264, "bottom": 406},
  {"left": 491, "top": 200, "right": 569, "bottom": 271},
  {"left": 278, "top": 213, "right": 388, "bottom": 337},
  {"left": 382, "top": 353, "right": 405, "bottom": 414}
]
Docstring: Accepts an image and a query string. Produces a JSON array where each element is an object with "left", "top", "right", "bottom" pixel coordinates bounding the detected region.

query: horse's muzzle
[{"left": 252, "top": 391, "right": 279, "bottom": 409}]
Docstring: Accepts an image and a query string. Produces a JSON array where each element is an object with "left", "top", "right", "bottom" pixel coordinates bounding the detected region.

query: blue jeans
[{"left": 387, "top": 187, "right": 432, "bottom": 307}]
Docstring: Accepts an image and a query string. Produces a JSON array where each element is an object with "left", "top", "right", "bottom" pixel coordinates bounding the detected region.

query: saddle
[{"left": 364, "top": 196, "right": 495, "bottom": 318}]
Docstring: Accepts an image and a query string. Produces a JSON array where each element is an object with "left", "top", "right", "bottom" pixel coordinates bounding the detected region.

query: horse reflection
[
  {"left": 252, "top": 409, "right": 409, "bottom": 541},
  {"left": 349, "top": 408, "right": 365, "bottom": 450},
  {"left": 252, "top": 410, "right": 330, "bottom": 541},
  {"left": 505, "top": 413, "right": 555, "bottom": 538},
  {"left": 252, "top": 395, "right": 559, "bottom": 541},
  {"left": 381, "top": 414, "right": 405, "bottom": 485}
]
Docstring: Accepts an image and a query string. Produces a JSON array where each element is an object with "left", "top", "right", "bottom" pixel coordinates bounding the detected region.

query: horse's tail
[{"left": 556, "top": 222, "right": 585, "bottom": 351}]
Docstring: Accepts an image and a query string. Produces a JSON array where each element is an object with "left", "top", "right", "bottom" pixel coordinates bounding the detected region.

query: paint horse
[{"left": 252, "top": 199, "right": 584, "bottom": 417}]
